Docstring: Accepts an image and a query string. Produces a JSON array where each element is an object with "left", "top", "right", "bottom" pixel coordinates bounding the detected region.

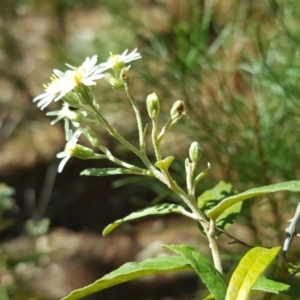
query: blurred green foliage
[
  {"left": 72, "top": 1, "right": 299, "bottom": 195},
  {"left": 2, "top": 0, "right": 299, "bottom": 217},
  {"left": 0, "top": 183, "right": 50, "bottom": 300},
  {"left": 1, "top": 1, "right": 300, "bottom": 298},
  {"left": 103, "top": 0, "right": 300, "bottom": 254},
  {"left": 0, "top": 183, "right": 17, "bottom": 232},
  {"left": 132, "top": 0, "right": 300, "bottom": 189}
]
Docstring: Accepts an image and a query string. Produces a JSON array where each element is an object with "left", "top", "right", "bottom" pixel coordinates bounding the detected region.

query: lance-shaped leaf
[
  {"left": 253, "top": 277, "right": 300, "bottom": 298},
  {"left": 81, "top": 167, "right": 145, "bottom": 176},
  {"left": 61, "top": 256, "right": 192, "bottom": 300},
  {"left": 207, "top": 181, "right": 300, "bottom": 220},
  {"left": 103, "top": 203, "right": 189, "bottom": 236},
  {"left": 165, "top": 244, "right": 227, "bottom": 300},
  {"left": 198, "top": 181, "right": 240, "bottom": 232},
  {"left": 225, "top": 246, "right": 281, "bottom": 300}
]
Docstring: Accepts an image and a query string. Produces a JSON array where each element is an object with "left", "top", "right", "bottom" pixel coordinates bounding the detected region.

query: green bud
[
  {"left": 76, "top": 84, "right": 95, "bottom": 106},
  {"left": 83, "top": 127, "right": 100, "bottom": 147},
  {"left": 105, "top": 73, "right": 125, "bottom": 90},
  {"left": 62, "top": 91, "right": 81, "bottom": 107},
  {"left": 189, "top": 141, "right": 202, "bottom": 163},
  {"left": 68, "top": 110, "right": 85, "bottom": 123},
  {"left": 66, "top": 143, "right": 96, "bottom": 159},
  {"left": 146, "top": 92, "right": 160, "bottom": 120},
  {"left": 170, "top": 100, "right": 185, "bottom": 120}
]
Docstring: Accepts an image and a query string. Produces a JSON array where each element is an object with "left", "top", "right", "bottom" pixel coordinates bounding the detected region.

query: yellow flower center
[
  {"left": 108, "top": 52, "right": 124, "bottom": 70},
  {"left": 72, "top": 67, "right": 84, "bottom": 85},
  {"left": 43, "top": 75, "right": 60, "bottom": 91}
]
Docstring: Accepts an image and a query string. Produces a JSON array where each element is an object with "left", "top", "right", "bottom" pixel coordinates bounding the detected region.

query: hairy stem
[
  {"left": 124, "top": 83, "right": 144, "bottom": 149},
  {"left": 151, "top": 120, "right": 162, "bottom": 161}
]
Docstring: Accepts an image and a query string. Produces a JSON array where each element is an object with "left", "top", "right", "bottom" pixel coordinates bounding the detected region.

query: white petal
[
  {"left": 89, "top": 55, "right": 98, "bottom": 67},
  {"left": 57, "top": 155, "right": 70, "bottom": 173},
  {"left": 53, "top": 69, "right": 66, "bottom": 78}
]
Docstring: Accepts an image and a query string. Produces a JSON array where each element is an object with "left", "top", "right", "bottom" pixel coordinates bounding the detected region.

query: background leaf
[
  {"left": 207, "top": 181, "right": 300, "bottom": 220},
  {"left": 165, "top": 244, "right": 227, "bottom": 300},
  {"left": 61, "top": 256, "right": 192, "bottom": 300},
  {"left": 197, "top": 181, "right": 240, "bottom": 232},
  {"left": 103, "top": 203, "right": 189, "bottom": 236},
  {"left": 253, "top": 277, "right": 300, "bottom": 298},
  {"left": 225, "top": 246, "right": 281, "bottom": 300}
]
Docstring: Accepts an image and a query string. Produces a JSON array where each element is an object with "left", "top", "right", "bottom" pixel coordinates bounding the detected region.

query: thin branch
[
  {"left": 283, "top": 203, "right": 300, "bottom": 257},
  {"left": 216, "top": 226, "right": 253, "bottom": 249}
]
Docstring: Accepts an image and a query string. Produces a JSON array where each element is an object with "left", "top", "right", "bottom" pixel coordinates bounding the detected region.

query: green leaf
[
  {"left": 61, "top": 256, "right": 192, "bottom": 300},
  {"left": 198, "top": 181, "right": 240, "bottom": 232},
  {"left": 155, "top": 156, "right": 175, "bottom": 171},
  {"left": 225, "top": 246, "right": 281, "bottom": 300},
  {"left": 81, "top": 168, "right": 142, "bottom": 176},
  {"left": 103, "top": 203, "right": 188, "bottom": 236},
  {"left": 202, "top": 294, "right": 215, "bottom": 300},
  {"left": 253, "top": 277, "right": 300, "bottom": 298},
  {"left": 165, "top": 244, "right": 227, "bottom": 300},
  {"left": 207, "top": 180, "right": 300, "bottom": 220}
]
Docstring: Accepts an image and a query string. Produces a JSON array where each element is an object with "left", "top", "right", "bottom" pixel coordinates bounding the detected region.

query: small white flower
[
  {"left": 99, "top": 48, "right": 142, "bottom": 71},
  {"left": 64, "top": 55, "right": 106, "bottom": 86},
  {"left": 46, "top": 103, "right": 87, "bottom": 127},
  {"left": 33, "top": 75, "right": 69, "bottom": 110},
  {"left": 57, "top": 129, "right": 82, "bottom": 173},
  {"left": 33, "top": 55, "right": 105, "bottom": 110}
]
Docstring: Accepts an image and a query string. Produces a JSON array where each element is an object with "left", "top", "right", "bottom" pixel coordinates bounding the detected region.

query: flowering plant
[{"left": 34, "top": 49, "right": 300, "bottom": 300}]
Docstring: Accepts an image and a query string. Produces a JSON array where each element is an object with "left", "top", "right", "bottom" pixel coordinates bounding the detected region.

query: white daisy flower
[
  {"left": 33, "top": 74, "right": 70, "bottom": 110},
  {"left": 46, "top": 103, "right": 87, "bottom": 127},
  {"left": 57, "top": 129, "right": 83, "bottom": 173},
  {"left": 99, "top": 48, "right": 142, "bottom": 71},
  {"left": 64, "top": 55, "right": 106, "bottom": 86},
  {"left": 33, "top": 55, "right": 105, "bottom": 110}
]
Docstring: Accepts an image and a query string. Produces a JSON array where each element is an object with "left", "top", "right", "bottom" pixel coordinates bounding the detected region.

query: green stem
[
  {"left": 89, "top": 96, "right": 223, "bottom": 273},
  {"left": 151, "top": 120, "right": 162, "bottom": 161},
  {"left": 90, "top": 105, "right": 139, "bottom": 156},
  {"left": 207, "top": 219, "right": 223, "bottom": 274},
  {"left": 192, "top": 163, "right": 211, "bottom": 194},
  {"left": 157, "top": 118, "right": 173, "bottom": 142},
  {"left": 99, "top": 146, "right": 149, "bottom": 175},
  {"left": 90, "top": 104, "right": 167, "bottom": 183},
  {"left": 124, "top": 83, "right": 144, "bottom": 149},
  {"left": 163, "top": 169, "right": 206, "bottom": 220},
  {"left": 160, "top": 167, "right": 223, "bottom": 274},
  {"left": 185, "top": 159, "right": 193, "bottom": 196}
]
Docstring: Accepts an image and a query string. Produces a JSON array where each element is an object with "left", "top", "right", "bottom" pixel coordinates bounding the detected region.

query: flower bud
[
  {"left": 63, "top": 91, "right": 81, "bottom": 107},
  {"left": 146, "top": 92, "right": 160, "bottom": 121},
  {"left": 75, "top": 84, "right": 95, "bottom": 106},
  {"left": 105, "top": 73, "right": 125, "bottom": 90},
  {"left": 83, "top": 127, "right": 100, "bottom": 147},
  {"left": 66, "top": 143, "right": 96, "bottom": 159},
  {"left": 189, "top": 141, "right": 202, "bottom": 163},
  {"left": 120, "top": 67, "right": 130, "bottom": 83},
  {"left": 68, "top": 110, "right": 86, "bottom": 123},
  {"left": 170, "top": 100, "right": 185, "bottom": 120}
]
